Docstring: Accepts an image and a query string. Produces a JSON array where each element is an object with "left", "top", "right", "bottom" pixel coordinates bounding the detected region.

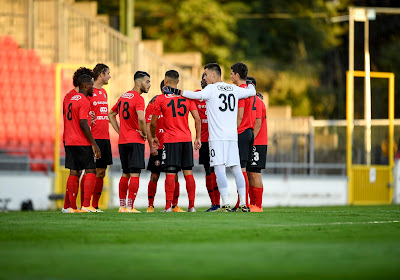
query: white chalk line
[{"left": 262, "top": 220, "right": 400, "bottom": 227}]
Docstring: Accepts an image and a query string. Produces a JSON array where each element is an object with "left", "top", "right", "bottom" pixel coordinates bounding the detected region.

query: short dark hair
[
  {"left": 134, "top": 71, "right": 150, "bottom": 81},
  {"left": 93, "top": 63, "right": 109, "bottom": 80},
  {"left": 247, "top": 76, "right": 257, "bottom": 87},
  {"left": 73, "top": 67, "right": 93, "bottom": 87},
  {"left": 231, "top": 62, "right": 248, "bottom": 80},
  {"left": 77, "top": 74, "right": 93, "bottom": 88},
  {"left": 160, "top": 80, "right": 165, "bottom": 91},
  {"left": 165, "top": 70, "right": 179, "bottom": 80},
  {"left": 204, "top": 63, "right": 221, "bottom": 77}
]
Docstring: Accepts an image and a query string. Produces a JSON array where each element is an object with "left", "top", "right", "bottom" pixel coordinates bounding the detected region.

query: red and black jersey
[
  {"left": 87, "top": 88, "right": 110, "bottom": 140},
  {"left": 254, "top": 96, "right": 268, "bottom": 145},
  {"left": 64, "top": 93, "right": 91, "bottom": 146},
  {"left": 192, "top": 98, "right": 208, "bottom": 142},
  {"left": 237, "top": 84, "right": 257, "bottom": 134},
  {"left": 145, "top": 98, "right": 165, "bottom": 147},
  {"left": 62, "top": 89, "right": 78, "bottom": 142},
  {"left": 152, "top": 94, "right": 196, "bottom": 143},
  {"left": 111, "top": 91, "right": 145, "bottom": 145}
]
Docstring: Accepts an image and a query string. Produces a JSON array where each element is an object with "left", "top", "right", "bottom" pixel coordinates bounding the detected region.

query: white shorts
[{"left": 209, "top": 140, "right": 240, "bottom": 167}]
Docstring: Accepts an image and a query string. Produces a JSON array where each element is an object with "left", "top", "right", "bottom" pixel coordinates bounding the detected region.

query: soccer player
[
  {"left": 192, "top": 73, "right": 220, "bottom": 212},
  {"left": 84, "top": 63, "right": 113, "bottom": 212},
  {"left": 145, "top": 80, "right": 184, "bottom": 213},
  {"left": 230, "top": 62, "right": 259, "bottom": 210},
  {"left": 151, "top": 70, "right": 201, "bottom": 212},
  {"left": 108, "top": 71, "right": 149, "bottom": 213},
  {"left": 63, "top": 74, "right": 101, "bottom": 213},
  {"left": 176, "top": 63, "right": 256, "bottom": 212},
  {"left": 62, "top": 67, "right": 93, "bottom": 213},
  {"left": 247, "top": 77, "right": 267, "bottom": 212}
]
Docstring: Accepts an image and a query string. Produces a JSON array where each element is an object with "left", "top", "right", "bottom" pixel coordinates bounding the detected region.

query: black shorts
[
  {"left": 147, "top": 149, "right": 164, "bottom": 174},
  {"left": 162, "top": 142, "right": 194, "bottom": 170},
  {"left": 238, "top": 128, "right": 254, "bottom": 168},
  {"left": 247, "top": 145, "right": 268, "bottom": 173},
  {"left": 199, "top": 142, "right": 210, "bottom": 167},
  {"left": 65, "top": 145, "right": 96, "bottom": 170},
  {"left": 119, "top": 143, "right": 145, "bottom": 174},
  {"left": 94, "top": 139, "right": 113, "bottom": 168}
]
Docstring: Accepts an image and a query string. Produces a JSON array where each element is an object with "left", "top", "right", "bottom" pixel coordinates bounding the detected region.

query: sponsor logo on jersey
[
  {"left": 71, "top": 95, "right": 82, "bottom": 101},
  {"left": 202, "top": 119, "right": 208, "bottom": 123},
  {"left": 96, "top": 116, "right": 109, "bottom": 120},
  {"left": 158, "top": 128, "right": 164, "bottom": 133},
  {"left": 164, "top": 94, "right": 177, "bottom": 99},
  {"left": 251, "top": 162, "right": 257, "bottom": 165},
  {"left": 198, "top": 104, "right": 207, "bottom": 109},
  {"left": 100, "top": 107, "right": 108, "bottom": 113},
  {"left": 93, "top": 101, "right": 108, "bottom": 106},
  {"left": 217, "top": 85, "right": 233, "bottom": 92},
  {"left": 122, "top": 92, "right": 134, "bottom": 99}
]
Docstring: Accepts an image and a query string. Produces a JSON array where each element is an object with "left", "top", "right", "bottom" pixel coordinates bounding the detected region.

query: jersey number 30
[{"left": 219, "top": 93, "right": 235, "bottom": 112}]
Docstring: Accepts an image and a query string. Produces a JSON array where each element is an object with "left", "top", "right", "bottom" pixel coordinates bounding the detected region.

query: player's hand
[
  {"left": 137, "top": 129, "right": 147, "bottom": 141},
  {"left": 150, "top": 146, "right": 158, "bottom": 156},
  {"left": 162, "top": 86, "right": 182, "bottom": 96},
  {"left": 93, "top": 144, "right": 101, "bottom": 159},
  {"left": 152, "top": 137, "right": 160, "bottom": 149},
  {"left": 246, "top": 80, "right": 255, "bottom": 87},
  {"left": 194, "top": 138, "right": 201, "bottom": 150}
]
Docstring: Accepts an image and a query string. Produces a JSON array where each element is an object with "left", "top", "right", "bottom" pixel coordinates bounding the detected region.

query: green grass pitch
[{"left": 0, "top": 205, "right": 400, "bottom": 280}]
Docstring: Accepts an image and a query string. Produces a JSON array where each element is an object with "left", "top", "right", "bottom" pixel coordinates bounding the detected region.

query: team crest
[{"left": 155, "top": 160, "right": 161, "bottom": 166}]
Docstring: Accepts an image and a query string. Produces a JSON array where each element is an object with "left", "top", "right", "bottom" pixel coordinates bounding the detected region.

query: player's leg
[
  {"left": 118, "top": 144, "right": 131, "bottom": 212},
  {"left": 230, "top": 164, "right": 249, "bottom": 212},
  {"left": 81, "top": 168, "right": 97, "bottom": 212},
  {"left": 80, "top": 172, "right": 86, "bottom": 208},
  {"left": 248, "top": 171, "right": 263, "bottom": 212},
  {"left": 64, "top": 146, "right": 84, "bottom": 213},
  {"left": 213, "top": 164, "right": 232, "bottom": 212},
  {"left": 125, "top": 143, "right": 145, "bottom": 213},
  {"left": 247, "top": 170, "right": 255, "bottom": 206},
  {"left": 146, "top": 150, "right": 162, "bottom": 212},
  {"left": 235, "top": 129, "right": 252, "bottom": 209},
  {"left": 172, "top": 173, "right": 185, "bottom": 212},
  {"left": 92, "top": 139, "right": 113, "bottom": 211},
  {"left": 161, "top": 143, "right": 179, "bottom": 212},
  {"left": 210, "top": 167, "right": 220, "bottom": 208},
  {"left": 199, "top": 142, "right": 215, "bottom": 210},
  {"left": 182, "top": 142, "right": 196, "bottom": 212},
  {"left": 126, "top": 171, "right": 141, "bottom": 213}
]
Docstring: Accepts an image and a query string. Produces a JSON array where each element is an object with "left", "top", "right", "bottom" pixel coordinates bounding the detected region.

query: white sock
[
  {"left": 230, "top": 164, "right": 246, "bottom": 205},
  {"left": 214, "top": 165, "right": 229, "bottom": 206}
]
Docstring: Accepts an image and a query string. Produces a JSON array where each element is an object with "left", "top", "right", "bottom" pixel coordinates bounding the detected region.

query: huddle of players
[{"left": 62, "top": 62, "right": 267, "bottom": 213}]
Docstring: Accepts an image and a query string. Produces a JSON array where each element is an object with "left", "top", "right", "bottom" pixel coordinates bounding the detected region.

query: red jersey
[
  {"left": 254, "top": 96, "right": 268, "bottom": 145},
  {"left": 62, "top": 89, "right": 78, "bottom": 142},
  {"left": 152, "top": 94, "right": 196, "bottom": 143},
  {"left": 145, "top": 98, "right": 165, "bottom": 147},
  {"left": 111, "top": 91, "right": 145, "bottom": 145},
  {"left": 64, "top": 93, "right": 91, "bottom": 146},
  {"left": 237, "top": 84, "right": 257, "bottom": 134},
  {"left": 87, "top": 88, "right": 110, "bottom": 140},
  {"left": 193, "top": 99, "right": 208, "bottom": 142}
]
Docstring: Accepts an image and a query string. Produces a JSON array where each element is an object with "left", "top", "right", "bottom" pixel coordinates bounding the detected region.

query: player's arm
[
  {"left": 190, "top": 109, "right": 202, "bottom": 150},
  {"left": 254, "top": 118, "right": 262, "bottom": 138},
  {"left": 150, "top": 114, "right": 160, "bottom": 148},
  {"left": 137, "top": 110, "right": 147, "bottom": 140},
  {"left": 146, "top": 121, "right": 157, "bottom": 155},
  {"left": 108, "top": 109, "right": 119, "bottom": 134},
  {"left": 80, "top": 119, "right": 101, "bottom": 159},
  {"left": 236, "top": 84, "right": 256, "bottom": 99},
  {"left": 237, "top": 107, "right": 244, "bottom": 128},
  {"left": 183, "top": 86, "right": 211, "bottom": 101}
]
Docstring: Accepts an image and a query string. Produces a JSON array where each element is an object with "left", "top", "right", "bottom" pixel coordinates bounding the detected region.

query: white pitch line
[{"left": 263, "top": 221, "right": 400, "bottom": 227}]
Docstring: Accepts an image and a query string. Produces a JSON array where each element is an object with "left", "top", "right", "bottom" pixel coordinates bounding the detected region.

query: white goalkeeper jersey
[{"left": 183, "top": 82, "right": 256, "bottom": 141}]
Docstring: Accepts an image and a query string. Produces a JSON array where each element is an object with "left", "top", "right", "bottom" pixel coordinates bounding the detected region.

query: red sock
[
  {"left": 92, "top": 177, "right": 103, "bottom": 208},
  {"left": 205, "top": 174, "right": 215, "bottom": 205},
  {"left": 148, "top": 180, "right": 157, "bottom": 207},
  {"left": 243, "top": 172, "right": 250, "bottom": 207},
  {"left": 67, "top": 175, "right": 79, "bottom": 209},
  {"left": 185, "top": 174, "right": 196, "bottom": 209},
  {"left": 249, "top": 185, "right": 255, "bottom": 205},
  {"left": 80, "top": 174, "right": 86, "bottom": 208},
  {"left": 83, "top": 173, "right": 96, "bottom": 207},
  {"left": 172, "top": 181, "right": 180, "bottom": 206},
  {"left": 63, "top": 185, "right": 70, "bottom": 209},
  {"left": 127, "top": 176, "right": 139, "bottom": 208},
  {"left": 165, "top": 174, "right": 175, "bottom": 209},
  {"left": 254, "top": 187, "right": 263, "bottom": 208},
  {"left": 211, "top": 172, "right": 220, "bottom": 205},
  {"left": 119, "top": 176, "right": 129, "bottom": 207}
]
